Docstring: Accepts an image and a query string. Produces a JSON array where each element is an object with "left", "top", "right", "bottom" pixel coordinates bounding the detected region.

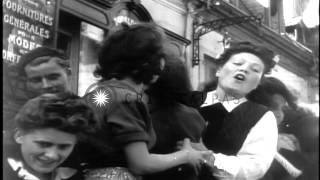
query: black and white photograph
[{"left": 3, "top": 0, "right": 319, "bottom": 180}]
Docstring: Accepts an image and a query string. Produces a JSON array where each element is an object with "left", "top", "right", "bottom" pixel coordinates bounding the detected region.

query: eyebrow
[{"left": 34, "top": 140, "right": 72, "bottom": 146}]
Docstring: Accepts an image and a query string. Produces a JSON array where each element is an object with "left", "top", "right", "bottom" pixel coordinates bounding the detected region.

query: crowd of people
[{"left": 3, "top": 22, "right": 318, "bottom": 180}]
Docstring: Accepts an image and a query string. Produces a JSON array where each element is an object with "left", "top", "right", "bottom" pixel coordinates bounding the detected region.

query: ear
[{"left": 14, "top": 130, "right": 23, "bottom": 144}]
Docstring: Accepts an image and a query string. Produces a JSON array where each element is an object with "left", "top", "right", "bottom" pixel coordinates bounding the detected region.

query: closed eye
[
  {"left": 46, "top": 73, "right": 61, "bottom": 81},
  {"left": 28, "top": 77, "right": 42, "bottom": 83},
  {"left": 35, "top": 141, "right": 53, "bottom": 148},
  {"left": 233, "top": 62, "right": 242, "bottom": 66},
  {"left": 252, "top": 68, "right": 260, "bottom": 73},
  {"left": 251, "top": 65, "right": 262, "bottom": 73},
  {"left": 58, "top": 144, "right": 72, "bottom": 150}
]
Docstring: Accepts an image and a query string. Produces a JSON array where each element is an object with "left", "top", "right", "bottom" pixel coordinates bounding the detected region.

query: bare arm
[{"left": 124, "top": 138, "right": 212, "bottom": 175}]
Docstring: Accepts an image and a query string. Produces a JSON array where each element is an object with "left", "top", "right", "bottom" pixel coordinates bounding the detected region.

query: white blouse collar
[{"left": 7, "top": 157, "right": 77, "bottom": 180}]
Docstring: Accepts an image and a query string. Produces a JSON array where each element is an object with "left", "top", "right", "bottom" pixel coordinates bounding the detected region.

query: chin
[
  {"left": 35, "top": 166, "right": 57, "bottom": 174},
  {"left": 31, "top": 163, "right": 59, "bottom": 174}
]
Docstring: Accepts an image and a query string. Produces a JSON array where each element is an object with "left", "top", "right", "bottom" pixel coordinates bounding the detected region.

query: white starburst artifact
[{"left": 92, "top": 89, "right": 110, "bottom": 107}]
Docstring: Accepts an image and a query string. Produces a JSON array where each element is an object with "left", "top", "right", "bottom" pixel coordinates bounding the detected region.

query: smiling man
[
  {"left": 17, "top": 46, "right": 71, "bottom": 97},
  {"left": 3, "top": 47, "right": 71, "bottom": 130}
]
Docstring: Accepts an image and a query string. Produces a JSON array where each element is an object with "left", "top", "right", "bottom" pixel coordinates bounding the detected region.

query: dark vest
[
  {"left": 199, "top": 101, "right": 268, "bottom": 180},
  {"left": 200, "top": 101, "right": 268, "bottom": 155}
]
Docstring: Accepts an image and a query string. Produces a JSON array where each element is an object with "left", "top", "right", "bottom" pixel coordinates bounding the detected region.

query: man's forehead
[
  {"left": 27, "top": 56, "right": 64, "bottom": 66},
  {"left": 24, "top": 58, "right": 67, "bottom": 76}
]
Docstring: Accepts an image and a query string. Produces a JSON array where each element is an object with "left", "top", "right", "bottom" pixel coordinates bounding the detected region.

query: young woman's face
[
  {"left": 216, "top": 52, "right": 265, "bottom": 97},
  {"left": 15, "top": 128, "right": 77, "bottom": 174},
  {"left": 270, "top": 94, "right": 287, "bottom": 125}
]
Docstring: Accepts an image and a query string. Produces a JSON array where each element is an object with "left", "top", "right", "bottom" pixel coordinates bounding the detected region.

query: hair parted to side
[
  {"left": 217, "top": 41, "right": 276, "bottom": 74},
  {"left": 94, "top": 22, "right": 168, "bottom": 84},
  {"left": 14, "top": 92, "right": 97, "bottom": 135},
  {"left": 247, "top": 77, "right": 298, "bottom": 109},
  {"left": 16, "top": 46, "right": 69, "bottom": 76}
]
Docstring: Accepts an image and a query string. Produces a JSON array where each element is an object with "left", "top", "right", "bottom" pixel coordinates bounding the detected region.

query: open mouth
[{"left": 234, "top": 74, "right": 246, "bottom": 81}]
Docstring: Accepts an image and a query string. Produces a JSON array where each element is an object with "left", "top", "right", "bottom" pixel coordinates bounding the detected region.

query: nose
[
  {"left": 44, "top": 148, "right": 59, "bottom": 160},
  {"left": 238, "top": 64, "right": 249, "bottom": 73},
  {"left": 41, "top": 78, "right": 51, "bottom": 89}
]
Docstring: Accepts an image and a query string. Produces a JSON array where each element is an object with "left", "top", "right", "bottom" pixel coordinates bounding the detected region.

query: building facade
[
  {"left": 3, "top": 0, "right": 318, "bottom": 104},
  {"left": 141, "top": 0, "right": 318, "bottom": 103}
]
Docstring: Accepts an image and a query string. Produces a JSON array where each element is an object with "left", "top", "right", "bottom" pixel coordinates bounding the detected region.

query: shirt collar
[{"left": 7, "top": 157, "right": 77, "bottom": 180}]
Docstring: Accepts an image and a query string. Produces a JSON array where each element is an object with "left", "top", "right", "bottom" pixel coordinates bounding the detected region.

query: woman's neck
[
  {"left": 216, "top": 86, "right": 244, "bottom": 102},
  {"left": 22, "top": 162, "right": 52, "bottom": 180}
]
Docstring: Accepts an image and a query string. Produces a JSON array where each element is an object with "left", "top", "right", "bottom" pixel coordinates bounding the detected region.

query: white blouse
[{"left": 202, "top": 91, "right": 278, "bottom": 180}]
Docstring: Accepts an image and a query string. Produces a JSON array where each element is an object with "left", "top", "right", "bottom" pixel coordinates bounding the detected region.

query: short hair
[
  {"left": 16, "top": 46, "right": 69, "bottom": 76},
  {"left": 247, "top": 77, "right": 297, "bottom": 109},
  {"left": 14, "top": 92, "right": 97, "bottom": 135},
  {"left": 217, "top": 41, "right": 276, "bottom": 74},
  {"left": 147, "top": 57, "right": 192, "bottom": 105},
  {"left": 95, "top": 22, "right": 168, "bottom": 84}
]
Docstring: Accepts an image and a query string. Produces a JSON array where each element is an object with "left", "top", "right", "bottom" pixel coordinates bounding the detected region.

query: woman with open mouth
[{"left": 191, "top": 41, "right": 279, "bottom": 180}]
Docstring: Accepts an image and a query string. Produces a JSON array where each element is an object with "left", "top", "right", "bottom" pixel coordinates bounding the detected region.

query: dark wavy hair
[
  {"left": 95, "top": 22, "right": 168, "bottom": 84},
  {"left": 14, "top": 92, "right": 97, "bottom": 135},
  {"left": 217, "top": 41, "right": 276, "bottom": 74},
  {"left": 247, "top": 77, "right": 298, "bottom": 109},
  {"left": 147, "top": 57, "right": 193, "bottom": 106}
]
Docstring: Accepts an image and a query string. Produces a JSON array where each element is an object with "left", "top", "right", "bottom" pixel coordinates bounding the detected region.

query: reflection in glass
[{"left": 78, "top": 22, "right": 105, "bottom": 96}]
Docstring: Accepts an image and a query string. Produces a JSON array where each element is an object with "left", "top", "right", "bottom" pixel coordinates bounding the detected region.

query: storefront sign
[{"left": 2, "top": 0, "right": 58, "bottom": 64}]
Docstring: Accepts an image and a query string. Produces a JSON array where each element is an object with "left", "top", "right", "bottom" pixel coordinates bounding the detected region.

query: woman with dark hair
[
  {"left": 3, "top": 92, "right": 97, "bottom": 180},
  {"left": 248, "top": 77, "right": 318, "bottom": 180},
  {"left": 82, "top": 23, "right": 211, "bottom": 180},
  {"left": 144, "top": 57, "right": 206, "bottom": 180},
  {"left": 247, "top": 77, "right": 298, "bottom": 124},
  {"left": 189, "top": 41, "right": 279, "bottom": 180}
]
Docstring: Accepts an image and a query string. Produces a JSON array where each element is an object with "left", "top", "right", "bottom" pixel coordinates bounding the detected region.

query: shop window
[
  {"left": 78, "top": 22, "right": 105, "bottom": 96},
  {"left": 57, "top": 31, "right": 72, "bottom": 58}
]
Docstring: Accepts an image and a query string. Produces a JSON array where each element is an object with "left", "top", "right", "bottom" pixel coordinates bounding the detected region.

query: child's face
[{"left": 15, "top": 128, "right": 76, "bottom": 174}]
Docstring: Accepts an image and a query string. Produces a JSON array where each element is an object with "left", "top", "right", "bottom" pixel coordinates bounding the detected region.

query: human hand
[
  {"left": 278, "top": 133, "right": 301, "bottom": 151},
  {"left": 180, "top": 138, "right": 213, "bottom": 175},
  {"left": 190, "top": 142, "right": 208, "bottom": 151}
]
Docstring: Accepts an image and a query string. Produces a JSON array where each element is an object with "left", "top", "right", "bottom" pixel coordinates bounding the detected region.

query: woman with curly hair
[
  {"left": 248, "top": 77, "right": 318, "bottom": 180},
  {"left": 81, "top": 22, "right": 212, "bottom": 180},
  {"left": 3, "top": 92, "right": 97, "bottom": 180},
  {"left": 194, "top": 41, "right": 278, "bottom": 180}
]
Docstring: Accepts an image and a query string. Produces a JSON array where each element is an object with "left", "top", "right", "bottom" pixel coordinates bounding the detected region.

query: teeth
[{"left": 235, "top": 74, "right": 245, "bottom": 80}]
